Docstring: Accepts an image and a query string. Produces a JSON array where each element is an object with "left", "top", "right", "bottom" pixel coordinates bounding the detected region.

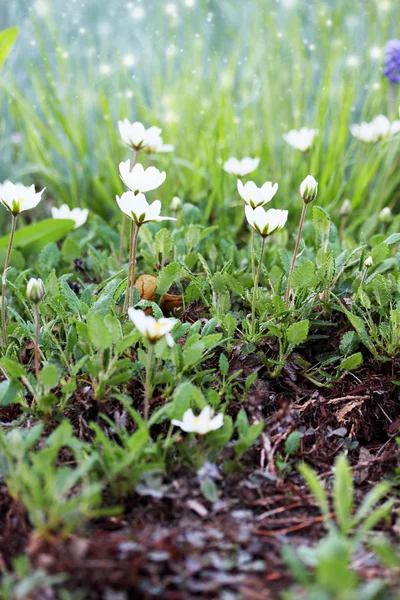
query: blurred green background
[{"left": 0, "top": 0, "right": 399, "bottom": 236}]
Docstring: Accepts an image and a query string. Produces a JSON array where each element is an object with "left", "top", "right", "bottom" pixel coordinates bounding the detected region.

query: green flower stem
[
  {"left": 33, "top": 303, "right": 40, "bottom": 381},
  {"left": 285, "top": 202, "right": 307, "bottom": 308},
  {"left": 144, "top": 344, "right": 155, "bottom": 423},
  {"left": 251, "top": 236, "right": 266, "bottom": 337},
  {"left": 123, "top": 219, "right": 135, "bottom": 313},
  {"left": 128, "top": 222, "right": 141, "bottom": 308},
  {"left": 250, "top": 228, "right": 255, "bottom": 280},
  {"left": 118, "top": 148, "right": 138, "bottom": 267},
  {"left": 1, "top": 214, "right": 18, "bottom": 346}
]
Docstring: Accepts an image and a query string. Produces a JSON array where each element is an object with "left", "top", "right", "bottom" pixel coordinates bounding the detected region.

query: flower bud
[
  {"left": 170, "top": 196, "right": 182, "bottom": 211},
  {"left": 26, "top": 278, "right": 45, "bottom": 303},
  {"left": 339, "top": 199, "right": 352, "bottom": 217},
  {"left": 299, "top": 175, "right": 318, "bottom": 204},
  {"left": 378, "top": 206, "right": 392, "bottom": 224},
  {"left": 364, "top": 256, "right": 373, "bottom": 268}
]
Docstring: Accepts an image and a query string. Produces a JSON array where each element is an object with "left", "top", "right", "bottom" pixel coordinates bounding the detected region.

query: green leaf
[
  {"left": 219, "top": 353, "right": 229, "bottom": 377},
  {"left": 340, "top": 352, "right": 363, "bottom": 371},
  {"left": 200, "top": 477, "right": 218, "bottom": 503},
  {"left": 62, "top": 238, "right": 81, "bottom": 263},
  {"left": 298, "top": 462, "right": 331, "bottom": 521},
  {"left": 372, "top": 275, "right": 391, "bottom": 307},
  {"left": 285, "top": 431, "right": 301, "bottom": 456},
  {"left": 333, "top": 454, "right": 354, "bottom": 533},
  {"left": 371, "top": 243, "right": 390, "bottom": 265},
  {"left": 38, "top": 243, "right": 60, "bottom": 274},
  {"left": 88, "top": 312, "right": 113, "bottom": 349},
  {"left": 339, "top": 331, "right": 359, "bottom": 356},
  {"left": 0, "top": 357, "right": 26, "bottom": 379},
  {"left": 0, "top": 379, "right": 21, "bottom": 407},
  {"left": 156, "top": 262, "right": 181, "bottom": 295},
  {"left": 211, "top": 272, "right": 227, "bottom": 294},
  {"left": 0, "top": 27, "right": 18, "bottom": 69},
  {"left": 290, "top": 262, "right": 317, "bottom": 289},
  {"left": 383, "top": 233, "right": 400, "bottom": 246},
  {"left": 223, "top": 272, "right": 245, "bottom": 296},
  {"left": 286, "top": 320, "right": 310, "bottom": 346},
  {"left": 0, "top": 219, "right": 75, "bottom": 256},
  {"left": 39, "top": 364, "right": 60, "bottom": 389},
  {"left": 313, "top": 205, "right": 331, "bottom": 235},
  {"left": 183, "top": 339, "right": 205, "bottom": 367}
]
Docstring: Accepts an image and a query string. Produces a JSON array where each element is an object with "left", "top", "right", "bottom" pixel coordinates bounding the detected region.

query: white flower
[
  {"left": 171, "top": 406, "right": 224, "bottom": 435},
  {"left": 119, "top": 161, "right": 166, "bottom": 194},
  {"left": 390, "top": 120, "right": 400, "bottom": 136},
  {"left": 51, "top": 204, "right": 89, "bottom": 229},
  {"left": 350, "top": 115, "right": 400, "bottom": 143},
  {"left": 118, "top": 119, "right": 162, "bottom": 151},
  {"left": 237, "top": 179, "right": 278, "bottom": 208},
  {"left": 245, "top": 206, "right": 288, "bottom": 237},
  {"left": 364, "top": 256, "right": 373, "bottom": 267},
  {"left": 116, "top": 192, "right": 176, "bottom": 225},
  {"left": 223, "top": 157, "right": 260, "bottom": 177},
  {"left": 26, "top": 278, "right": 45, "bottom": 303},
  {"left": 0, "top": 181, "right": 44, "bottom": 215},
  {"left": 170, "top": 196, "right": 182, "bottom": 211},
  {"left": 143, "top": 134, "right": 174, "bottom": 154},
  {"left": 299, "top": 175, "right": 318, "bottom": 204},
  {"left": 283, "top": 127, "right": 318, "bottom": 152},
  {"left": 128, "top": 308, "right": 176, "bottom": 346},
  {"left": 379, "top": 206, "right": 392, "bottom": 223}
]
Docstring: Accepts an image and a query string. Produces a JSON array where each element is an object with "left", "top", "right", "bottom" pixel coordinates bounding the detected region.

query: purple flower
[{"left": 383, "top": 39, "right": 400, "bottom": 84}]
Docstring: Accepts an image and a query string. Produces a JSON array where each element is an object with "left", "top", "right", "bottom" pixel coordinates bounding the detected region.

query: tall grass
[{"left": 0, "top": 0, "right": 400, "bottom": 238}]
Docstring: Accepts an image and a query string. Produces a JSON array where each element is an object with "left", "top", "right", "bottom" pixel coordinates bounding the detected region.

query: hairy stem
[
  {"left": 34, "top": 303, "right": 40, "bottom": 381},
  {"left": 144, "top": 344, "right": 155, "bottom": 422},
  {"left": 285, "top": 203, "right": 307, "bottom": 307},
  {"left": 123, "top": 219, "right": 135, "bottom": 312},
  {"left": 1, "top": 214, "right": 17, "bottom": 346},
  {"left": 251, "top": 236, "right": 266, "bottom": 337},
  {"left": 251, "top": 228, "right": 255, "bottom": 280},
  {"left": 118, "top": 149, "right": 139, "bottom": 267},
  {"left": 128, "top": 223, "right": 140, "bottom": 308}
]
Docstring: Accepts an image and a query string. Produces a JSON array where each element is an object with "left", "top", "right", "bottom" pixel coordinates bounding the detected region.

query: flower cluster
[
  {"left": 117, "top": 122, "right": 175, "bottom": 227},
  {"left": 350, "top": 115, "right": 400, "bottom": 143},
  {"left": 383, "top": 39, "right": 400, "bottom": 84}
]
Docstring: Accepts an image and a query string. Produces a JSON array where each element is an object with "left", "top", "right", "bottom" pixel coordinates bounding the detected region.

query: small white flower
[
  {"left": 170, "top": 196, "right": 182, "bottom": 211},
  {"left": 0, "top": 181, "right": 44, "bottom": 215},
  {"left": 283, "top": 127, "right": 318, "bottom": 152},
  {"left": 118, "top": 119, "right": 162, "bottom": 151},
  {"left": 379, "top": 206, "right": 392, "bottom": 223},
  {"left": 223, "top": 157, "right": 260, "bottom": 177},
  {"left": 237, "top": 179, "right": 278, "bottom": 208},
  {"left": 350, "top": 115, "right": 399, "bottom": 143},
  {"left": 339, "top": 199, "right": 352, "bottom": 216},
  {"left": 171, "top": 406, "right": 224, "bottom": 435},
  {"left": 143, "top": 134, "right": 174, "bottom": 154},
  {"left": 245, "top": 206, "right": 288, "bottom": 237},
  {"left": 51, "top": 204, "right": 88, "bottom": 229},
  {"left": 390, "top": 120, "right": 400, "bottom": 136},
  {"left": 119, "top": 161, "right": 166, "bottom": 194},
  {"left": 128, "top": 308, "right": 176, "bottom": 346},
  {"left": 116, "top": 192, "right": 176, "bottom": 225},
  {"left": 364, "top": 256, "right": 373, "bottom": 267},
  {"left": 299, "top": 175, "right": 318, "bottom": 204},
  {"left": 26, "top": 277, "right": 46, "bottom": 303}
]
